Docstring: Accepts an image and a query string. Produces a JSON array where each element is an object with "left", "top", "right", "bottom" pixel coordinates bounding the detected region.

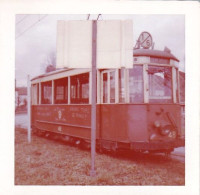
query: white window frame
[
  {"left": 68, "top": 76, "right": 70, "bottom": 104},
  {"left": 118, "top": 68, "right": 127, "bottom": 104},
  {"left": 177, "top": 68, "right": 180, "bottom": 103},
  {"left": 172, "top": 67, "right": 178, "bottom": 103},
  {"left": 31, "top": 84, "right": 38, "bottom": 105},
  {"left": 39, "top": 82, "right": 41, "bottom": 105},
  {"left": 125, "top": 68, "right": 129, "bottom": 103},
  {"left": 97, "top": 70, "right": 101, "bottom": 104},
  {"left": 143, "top": 64, "right": 149, "bottom": 103},
  {"left": 100, "top": 69, "right": 118, "bottom": 104},
  {"left": 52, "top": 80, "right": 54, "bottom": 104}
]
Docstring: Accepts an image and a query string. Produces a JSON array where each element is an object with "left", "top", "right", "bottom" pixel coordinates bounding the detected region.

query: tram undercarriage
[{"left": 32, "top": 125, "right": 184, "bottom": 155}]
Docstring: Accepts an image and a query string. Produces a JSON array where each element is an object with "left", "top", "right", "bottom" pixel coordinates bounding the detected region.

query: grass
[{"left": 15, "top": 127, "right": 185, "bottom": 185}]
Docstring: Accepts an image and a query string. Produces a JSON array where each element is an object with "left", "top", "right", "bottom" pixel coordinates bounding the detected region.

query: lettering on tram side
[
  {"left": 36, "top": 107, "right": 51, "bottom": 117},
  {"left": 54, "top": 107, "right": 67, "bottom": 122},
  {"left": 58, "top": 110, "right": 62, "bottom": 119},
  {"left": 70, "top": 106, "right": 90, "bottom": 120},
  {"left": 71, "top": 112, "right": 88, "bottom": 120},
  {"left": 35, "top": 106, "right": 90, "bottom": 122},
  {"left": 80, "top": 107, "right": 90, "bottom": 114},
  {"left": 74, "top": 113, "right": 87, "bottom": 119},
  {"left": 69, "top": 107, "right": 79, "bottom": 112}
]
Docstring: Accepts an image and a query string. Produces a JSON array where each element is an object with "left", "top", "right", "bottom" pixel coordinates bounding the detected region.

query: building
[{"left": 15, "top": 87, "right": 27, "bottom": 110}]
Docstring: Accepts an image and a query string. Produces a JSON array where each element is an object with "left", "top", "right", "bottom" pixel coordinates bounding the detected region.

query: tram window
[
  {"left": 103, "top": 73, "right": 108, "bottom": 103},
  {"left": 176, "top": 69, "right": 179, "bottom": 103},
  {"left": 41, "top": 81, "right": 52, "bottom": 104},
  {"left": 119, "top": 69, "right": 125, "bottom": 103},
  {"left": 110, "top": 71, "right": 115, "bottom": 103},
  {"left": 54, "top": 77, "right": 68, "bottom": 104},
  {"left": 70, "top": 73, "right": 89, "bottom": 104},
  {"left": 148, "top": 66, "right": 172, "bottom": 103},
  {"left": 129, "top": 65, "right": 144, "bottom": 103},
  {"left": 179, "top": 71, "right": 185, "bottom": 103}
]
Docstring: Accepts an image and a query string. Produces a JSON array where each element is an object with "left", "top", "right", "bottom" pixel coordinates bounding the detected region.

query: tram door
[
  {"left": 101, "top": 70, "right": 116, "bottom": 104},
  {"left": 100, "top": 70, "right": 117, "bottom": 141}
]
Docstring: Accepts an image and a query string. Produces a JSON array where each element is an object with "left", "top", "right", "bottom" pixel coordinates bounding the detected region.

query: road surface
[{"left": 15, "top": 113, "right": 28, "bottom": 128}]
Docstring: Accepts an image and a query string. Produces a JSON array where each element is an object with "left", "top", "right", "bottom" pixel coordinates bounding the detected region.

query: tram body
[{"left": 31, "top": 49, "right": 185, "bottom": 153}]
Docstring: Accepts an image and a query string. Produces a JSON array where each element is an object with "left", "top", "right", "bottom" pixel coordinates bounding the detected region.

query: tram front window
[
  {"left": 148, "top": 66, "right": 172, "bottom": 103},
  {"left": 129, "top": 65, "right": 144, "bottom": 103}
]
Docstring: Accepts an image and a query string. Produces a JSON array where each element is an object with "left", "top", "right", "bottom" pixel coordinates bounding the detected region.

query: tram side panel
[
  {"left": 31, "top": 105, "right": 93, "bottom": 140},
  {"left": 99, "top": 104, "right": 148, "bottom": 143},
  {"left": 31, "top": 103, "right": 184, "bottom": 151},
  {"left": 126, "top": 105, "right": 148, "bottom": 142},
  {"left": 99, "top": 104, "right": 128, "bottom": 142},
  {"left": 31, "top": 104, "right": 149, "bottom": 144}
]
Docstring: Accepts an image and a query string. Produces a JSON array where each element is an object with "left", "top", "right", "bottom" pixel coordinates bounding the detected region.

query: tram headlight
[
  {"left": 160, "top": 125, "right": 171, "bottom": 136},
  {"left": 154, "top": 120, "right": 161, "bottom": 128}
]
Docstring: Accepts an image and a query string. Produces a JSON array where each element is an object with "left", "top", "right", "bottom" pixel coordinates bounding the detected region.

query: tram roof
[
  {"left": 31, "top": 68, "right": 72, "bottom": 81},
  {"left": 133, "top": 49, "right": 179, "bottom": 62},
  {"left": 31, "top": 49, "right": 179, "bottom": 81}
]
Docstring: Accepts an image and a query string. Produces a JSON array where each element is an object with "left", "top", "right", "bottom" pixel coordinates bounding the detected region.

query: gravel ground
[{"left": 15, "top": 127, "right": 185, "bottom": 185}]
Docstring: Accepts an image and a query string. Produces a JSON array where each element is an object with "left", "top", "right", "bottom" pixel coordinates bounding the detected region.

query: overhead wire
[
  {"left": 16, "top": 15, "right": 29, "bottom": 25},
  {"left": 87, "top": 14, "right": 103, "bottom": 21},
  {"left": 15, "top": 15, "right": 48, "bottom": 40},
  {"left": 15, "top": 14, "right": 49, "bottom": 83},
  {"left": 87, "top": 14, "right": 90, "bottom": 20}
]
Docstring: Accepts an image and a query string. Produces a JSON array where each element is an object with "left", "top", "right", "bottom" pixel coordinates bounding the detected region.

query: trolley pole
[
  {"left": 90, "top": 20, "right": 97, "bottom": 177},
  {"left": 27, "top": 75, "right": 31, "bottom": 143}
]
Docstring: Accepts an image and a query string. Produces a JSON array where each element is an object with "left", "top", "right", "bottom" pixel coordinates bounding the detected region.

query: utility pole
[{"left": 90, "top": 20, "right": 97, "bottom": 177}]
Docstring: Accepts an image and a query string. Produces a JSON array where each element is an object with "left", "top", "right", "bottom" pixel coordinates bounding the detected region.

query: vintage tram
[{"left": 31, "top": 48, "right": 185, "bottom": 154}]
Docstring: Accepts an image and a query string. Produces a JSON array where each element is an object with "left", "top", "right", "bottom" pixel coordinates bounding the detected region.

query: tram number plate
[
  {"left": 58, "top": 126, "right": 62, "bottom": 132},
  {"left": 168, "top": 131, "right": 176, "bottom": 138}
]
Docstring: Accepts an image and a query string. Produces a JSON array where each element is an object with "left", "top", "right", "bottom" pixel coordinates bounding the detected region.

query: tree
[
  {"left": 41, "top": 51, "right": 56, "bottom": 73},
  {"left": 45, "top": 64, "right": 56, "bottom": 73},
  {"left": 23, "top": 98, "right": 27, "bottom": 108}
]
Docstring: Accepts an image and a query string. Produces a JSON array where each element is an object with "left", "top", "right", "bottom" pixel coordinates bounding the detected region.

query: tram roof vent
[
  {"left": 164, "top": 46, "right": 171, "bottom": 54},
  {"left": 133, "top": 49, "right": 179, "bottom": 62}
]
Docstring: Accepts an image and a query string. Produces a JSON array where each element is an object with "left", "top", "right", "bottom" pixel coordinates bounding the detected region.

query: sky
[{"left": 15, "top": 14, "right": 185, "bottom": 87}]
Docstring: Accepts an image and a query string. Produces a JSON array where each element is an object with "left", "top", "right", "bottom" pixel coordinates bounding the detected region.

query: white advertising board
[
  {"left": 56, "top": 20, "right": 92, "bottom": 68},
  {"left": 56, "top": 20, "right": 133, "bottom": 69}
]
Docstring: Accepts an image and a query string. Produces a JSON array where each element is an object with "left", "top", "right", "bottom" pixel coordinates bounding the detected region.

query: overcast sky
[{"left": 15, "top": 14, "right": 185, "bottom": 87}]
